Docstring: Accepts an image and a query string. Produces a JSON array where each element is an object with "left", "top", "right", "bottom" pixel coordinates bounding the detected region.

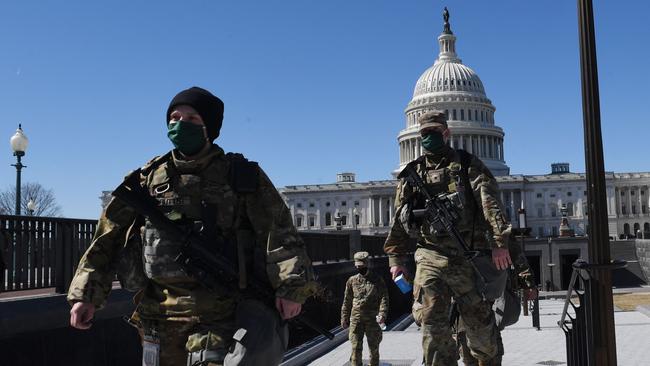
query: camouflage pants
[
  {"left": 349, "top": 318, "right": 383, "bottom": 366},
  {"left": 457, "top": 330, "right": 503, "bottom": 366},
  {"left": 413, "top": 247, "right": 497, "bottom": 365},
  {"left": 135, "top": 316, "right": 236, "bottom": 366}
]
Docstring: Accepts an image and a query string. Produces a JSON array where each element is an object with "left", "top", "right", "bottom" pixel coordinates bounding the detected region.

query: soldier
[
  {"left": 456, "top": 239, "right": 539, "bottom": 366},
  {"left": 341, "top": 251, "right": 389, "bottom": 366},
  {"left": 67, "top": 86, "right": 317, "bottom": 366},
  {"left": 385, "top": 110, "right": 512, "bottom": 366}
]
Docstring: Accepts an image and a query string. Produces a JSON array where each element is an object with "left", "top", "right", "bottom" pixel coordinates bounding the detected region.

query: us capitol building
[{"left": 279, "top": 11, "right": 650, "bottom": 241}]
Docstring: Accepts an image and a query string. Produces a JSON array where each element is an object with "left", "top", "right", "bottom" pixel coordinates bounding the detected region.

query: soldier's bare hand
[
  {"left": 275, "top": 297, "right": 302, "bottom": 320},
  {"left": 491, "top": 248, "right": 512, "bottom": 270},
  {"left": 390, "top": 265, "right": 408, "bottom": 280},
  {"left": 70, "top": 302, "right": 95, "bottom": 330},
  {"left": 341, "top": 319, "right": 349, "bottom": 329}
]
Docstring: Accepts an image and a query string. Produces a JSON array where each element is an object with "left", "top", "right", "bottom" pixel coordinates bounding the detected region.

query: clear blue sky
[{"left": 1, "top": 1, "right": 648, "bottom": 219}]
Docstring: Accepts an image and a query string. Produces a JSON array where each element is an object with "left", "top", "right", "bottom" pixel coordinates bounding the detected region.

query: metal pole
[
  {"left": 577, "top": 0, "right": 617, "bottom": 364},
  {"left": 12, "top": 152, "right": 25, "bottom": 216}
]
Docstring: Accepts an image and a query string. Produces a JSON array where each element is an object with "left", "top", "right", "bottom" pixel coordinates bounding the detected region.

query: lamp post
[
  {"left": 334, "top": 213, "right": 343, "bottom": 231},
  {"left": 27, "top": 199, "right": 36, "bottom": 216},
  {"left": 547, "top": 237, "right": 555, "bottom": 292},
  {"left": 10, "top": 124, "right": 29, "bottom": 216}
]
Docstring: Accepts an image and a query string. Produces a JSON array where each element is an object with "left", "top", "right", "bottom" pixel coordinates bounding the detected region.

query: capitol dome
[
  {"left": 395, "top": 8, "right": 510, "bottom": 176},
  {"left": 413, "top": 62, "right": 486, "bottom": 97}
]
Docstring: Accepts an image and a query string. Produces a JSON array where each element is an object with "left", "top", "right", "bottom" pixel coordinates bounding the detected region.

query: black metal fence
[
  {"left": 0, "top": 215, "right": 97, "bottom": 293},
  {"left": 558, "top": 259, "right": 627, "bottom": 366},
  {"left": 1, "top": 215, "right": 393, "bottom": 293},
  {"left": 302, "top": 232, "right": 352, "bottom": 263}
]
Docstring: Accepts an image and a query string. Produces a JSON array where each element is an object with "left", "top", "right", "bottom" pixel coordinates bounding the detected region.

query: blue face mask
[{"left": 421, "top": 131, "right": 445, "bottom": 152}]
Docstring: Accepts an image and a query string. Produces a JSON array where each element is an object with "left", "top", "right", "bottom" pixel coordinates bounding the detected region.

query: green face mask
[
  {"left": 421, "top": 131, "right": 445, "bottom": 152},
  {"left": 167, "top": 121, "right": 207, "bottom": 156}
]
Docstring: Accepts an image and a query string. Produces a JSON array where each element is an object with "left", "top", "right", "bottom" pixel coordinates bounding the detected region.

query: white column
[
  {"left": 388, "top": 197, "right": 394, "bottom": 225},
  {"left": 627, "top": 187, "right": 632, "bottom": 215},
  {"left": 379, "top": 197, "right": 385, "bottom": 226},
  {"left": 510, "top": 190, "right": 515, "bottom": 223},
  {"left": 501, "top": 140, "right": 505, "bottom": 160},
  {"left": 490, "top": 136, "right": 497, "bottom": 159},
  {"left": 368, "top": 197, "right": 374, "bottom": 225},
  {"left": 638, "top": 186, "right": 643, "bottom": 216},
  {"left": 416, "top": 138, "right": 421, "bottom": 158}
]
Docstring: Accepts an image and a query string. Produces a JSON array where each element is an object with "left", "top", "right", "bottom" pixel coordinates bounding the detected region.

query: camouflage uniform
[
  {"left": 458, "top": 239, "right": 536, "bottom": 366},
  {"left": 385, "top": 111, "right": 510, "bottom": 366},
  {"left": 341, "top": 252, "right": 389, "bottom": 366},
  {"left": 68, "top": 145, "right": 316, "bottom": 366}
]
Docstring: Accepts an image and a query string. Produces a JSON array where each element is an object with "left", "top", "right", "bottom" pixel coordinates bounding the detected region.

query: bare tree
[{"left": 0, "top": 182, "right": 63, "bottom": 217}]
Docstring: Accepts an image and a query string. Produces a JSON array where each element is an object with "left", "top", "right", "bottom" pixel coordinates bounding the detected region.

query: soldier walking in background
[
  {"left": 341, "top": 251, "right": 389, "bottom": 366},
  {"left": 385, "top": 110, "right": 512, "bottom": 366},
  {"left": 67, "top": 86, "right": 317, "bottom": 366}
]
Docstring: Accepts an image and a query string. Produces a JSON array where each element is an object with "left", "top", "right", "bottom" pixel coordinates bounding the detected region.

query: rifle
[
  {"left": 398, "top": 163, "right": 507, "bottom": 301},
  {"left": 112, "top": 169, "right": 334, "bottom": 340}
]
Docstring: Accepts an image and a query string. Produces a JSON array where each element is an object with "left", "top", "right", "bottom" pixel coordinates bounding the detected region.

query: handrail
[
  {"left": 559, "top": 264, "right": 582, "bottom": 327},
  {"left": 558, "top": 259, "right": 627, "bottom": 366}
]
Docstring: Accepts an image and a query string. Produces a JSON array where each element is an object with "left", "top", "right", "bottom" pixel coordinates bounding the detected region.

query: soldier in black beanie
[
  {"left": 166, "top": 86, "right": 224, "bottom": 141},
  {"left": 68, "top": 86, "right": 317, "bottom": 366}
]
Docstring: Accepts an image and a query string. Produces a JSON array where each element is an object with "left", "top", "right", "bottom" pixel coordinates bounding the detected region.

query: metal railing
[
  {"left": 0, "top": 215, "right": 97, "bottom": 293},
  {"left": 558, "top": 259, "right": 627, "bottom": 366},
  {"left": 1, "top": 215, "right": 391, "bottom": 293},
  {"left": 302, "top": 232, "right": 352, "bottom": 263}
]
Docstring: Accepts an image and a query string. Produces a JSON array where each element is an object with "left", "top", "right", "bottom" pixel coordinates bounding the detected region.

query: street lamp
[
  {"left": 10, "top": 124, "right": 29, "bottom": 216},
  {"left": 27, "top": 199, "right": 36, "bottom": 216},
  {"left": 547, "top": 237, "right": 555, "bottom": 292},
  {"left": 334, "top": 213, "right": 343, "bottom": 231}
]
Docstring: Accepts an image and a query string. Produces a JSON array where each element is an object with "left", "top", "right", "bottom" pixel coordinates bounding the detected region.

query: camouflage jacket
[
  {"left": 67, "top": 145, "right": 316, "bottom": 316},
  {"left": 341, "top": 271, "right": 389, "bottom": 323},
  {"left": 385, "top": 146, "right": 511, "bottom": 267}
]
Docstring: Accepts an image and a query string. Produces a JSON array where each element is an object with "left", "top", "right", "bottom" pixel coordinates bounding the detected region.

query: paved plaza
[{"left": 310, "top": 299, "right": 650, "bottom": 366}]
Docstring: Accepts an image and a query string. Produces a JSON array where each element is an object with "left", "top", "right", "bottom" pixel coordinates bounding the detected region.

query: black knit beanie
[{"left": 166, "top": 87, "right": 224, "bottom": 141}]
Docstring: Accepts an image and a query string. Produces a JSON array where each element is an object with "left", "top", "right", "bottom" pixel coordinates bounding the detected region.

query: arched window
[
  {"left": 325, "top": 212, "right": 332, "bottom": 226},
  {"left": 634, "top": 223, "right": 640, "bottom": 236},
  {"left": 341, "top": 215, "right": 348, "bottom": 226},
  {"left": 460, "top": 109, "right": 465, "bottom": 120},
  {"left": 623, "top": 223, "right": 630, "bottom": 235},
  {"left": 295, "top": 215, "right": 303, "bottom": 227},
  {"left": 644, "top": 222, "right": 650, "bottom": 234},
  {"left": 453, "top": 109, "right": 457, "bottom": 120}
]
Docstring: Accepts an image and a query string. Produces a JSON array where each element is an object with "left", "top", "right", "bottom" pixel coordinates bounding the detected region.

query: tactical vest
[
  {"left": 408, "top": 149, "right": 490, "bottom": 249},
  {"left": 140, "top": 151, "right": 257, "bottom": 282}
]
